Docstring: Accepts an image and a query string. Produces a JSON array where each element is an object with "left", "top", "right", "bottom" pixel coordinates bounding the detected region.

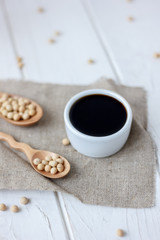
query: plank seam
[
  {"left": 80, "top": 0, "right": 124, "bottom": 85},
  {"left": 57, "top": 192, "right": 76, "bottom": 240}
]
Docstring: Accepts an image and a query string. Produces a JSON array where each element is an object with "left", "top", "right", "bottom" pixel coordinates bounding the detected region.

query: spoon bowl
[
  {"left": 31, "top": 150, "right": 70, "bottom": 178},
  {"left": 0, "top": 92, "right": 43, "bottom": 126},
  {"left": 0, "top": 132, "right": 70, "bottom": 179}
]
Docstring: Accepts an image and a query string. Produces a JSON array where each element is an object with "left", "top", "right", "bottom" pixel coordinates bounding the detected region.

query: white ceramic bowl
[{"left": 64, "top": 89, "right": 132, "bottom": 158}]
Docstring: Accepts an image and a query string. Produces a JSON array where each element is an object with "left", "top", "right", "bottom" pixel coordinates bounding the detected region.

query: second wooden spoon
[{"left": 0, "top": 92, "right": 43, "bottom": 126}]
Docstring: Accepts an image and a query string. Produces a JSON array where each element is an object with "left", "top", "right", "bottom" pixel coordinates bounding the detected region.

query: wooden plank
[
  {"left": 60, "top": 174, "right": 160, "bottom": 240},
  {"left": 2, "top": 1, "right": 117, "bottom": 237},
  {"left": 0, "top": 2, "right": 20, "bottom": 79},
  {"left": 86, "top": 0, "right": 160, "bottom": 87},
  {"left": 84, "top": 0, "right": 160, "bottom": 159},
  {"left": 0, "top": 190, "right": 70, "bottom": 240},
  {"left": 4, "top": 0, "right": 115, "bottom": 84},
  {"left": 0, "top": 1, "right": 72, "bottom": 239},
  {"left": 59, "top": 0, "right": 160, "bottom": 239}
]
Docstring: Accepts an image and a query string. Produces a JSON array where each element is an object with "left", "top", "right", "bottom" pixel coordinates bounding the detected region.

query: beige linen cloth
[{"left": 0, "top": 79, "right": 156, "bottom": 208}]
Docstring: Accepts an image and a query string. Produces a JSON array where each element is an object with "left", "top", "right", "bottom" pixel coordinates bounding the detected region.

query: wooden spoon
[
  {"left": 0, "top": 92, "right": 43, "bottom": 126},
  {"left": 0, "top": 132, "right": 70, "bottom": 179}
]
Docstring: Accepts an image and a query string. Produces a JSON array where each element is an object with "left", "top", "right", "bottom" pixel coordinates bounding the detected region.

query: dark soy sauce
[{"left": 69, "top": 94, "right": 127, "bottom": 137}]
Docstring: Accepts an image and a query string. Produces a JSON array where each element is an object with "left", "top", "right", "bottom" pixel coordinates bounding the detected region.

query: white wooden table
[{"left": 0, "top": 0, "right": 160, "bottom": 239}]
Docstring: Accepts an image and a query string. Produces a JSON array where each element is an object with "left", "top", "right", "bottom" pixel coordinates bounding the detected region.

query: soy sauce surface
[{"left": 69, "top": 94, "right": 127, "bottom": 137}]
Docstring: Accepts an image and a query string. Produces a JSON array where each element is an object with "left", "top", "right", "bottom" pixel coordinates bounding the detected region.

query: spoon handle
[{"left": 0, "top": 132, "right": 36, "bottom": 161}]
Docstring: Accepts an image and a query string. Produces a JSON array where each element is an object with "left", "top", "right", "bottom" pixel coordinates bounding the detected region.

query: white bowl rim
[{"left": 64, "top": 89, "right": 132, "bottom": 141}]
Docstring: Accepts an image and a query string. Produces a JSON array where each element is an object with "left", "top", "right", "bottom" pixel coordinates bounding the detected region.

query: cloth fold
[{"left": 0, "top": 79, "right": 156, "bottom": 208}]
